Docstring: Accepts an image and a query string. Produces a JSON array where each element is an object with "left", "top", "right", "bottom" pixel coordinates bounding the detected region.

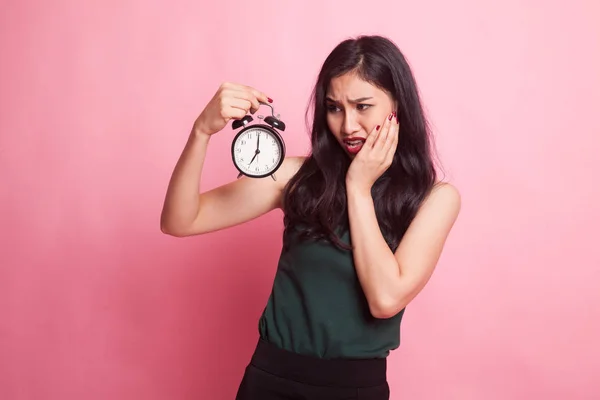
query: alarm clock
[{"left": 231, "top": 101, "right": 286, "bottom": 180}]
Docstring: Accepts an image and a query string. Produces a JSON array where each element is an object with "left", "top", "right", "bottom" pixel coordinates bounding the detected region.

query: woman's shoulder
[
  {"left": 430, "top": 181, "right": 460, "bottom": 201},
  {"left": 275, "top": 156, "right": 308, "bottom": 188},
  {"left": 284, "top": 155, "right": 307, "bottom": 171},
  {"left": 421, "top": 181, "right": 461, "bottom": 217}
]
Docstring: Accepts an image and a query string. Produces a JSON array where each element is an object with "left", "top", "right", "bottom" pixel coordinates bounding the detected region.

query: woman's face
[{"left": 325, "top": 72, "right": 396, "bottom": 157}]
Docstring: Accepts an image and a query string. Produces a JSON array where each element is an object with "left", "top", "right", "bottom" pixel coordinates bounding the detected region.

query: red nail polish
[
  {"left": 388, "top": 113, "right": 393, "bottom": 120},
  {"left": 268, "top": 97, "right": 273, "bottom": 103},
  {"left": 376, "top": 125, "right": 380, "bottom": 130}
]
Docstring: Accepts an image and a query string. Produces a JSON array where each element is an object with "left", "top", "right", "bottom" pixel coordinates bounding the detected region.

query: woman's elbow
[
  {"left": 160, "top": 219, "right": 189, "bottom": 237},
  {"left": 368, "top": 298, "right": 406, "bottom": 319}
]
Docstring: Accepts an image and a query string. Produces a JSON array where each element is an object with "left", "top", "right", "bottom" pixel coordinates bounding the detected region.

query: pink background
[{"left": 1, "top": 0, "right": 599, "bottom": 399}]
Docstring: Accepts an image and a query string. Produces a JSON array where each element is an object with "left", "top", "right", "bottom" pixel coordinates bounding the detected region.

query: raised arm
[{"left": 160, "top": 82, "right": 302, "bottom": 237}]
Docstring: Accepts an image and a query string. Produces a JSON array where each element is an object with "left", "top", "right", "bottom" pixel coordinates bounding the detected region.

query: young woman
[{"left": 161, "top": 35, "right": 461, "bottom": 400}]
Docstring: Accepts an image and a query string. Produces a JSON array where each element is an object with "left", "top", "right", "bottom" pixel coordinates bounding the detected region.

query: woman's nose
[{"left": 342, "top": 113, "right": 360, "bottom": 135}]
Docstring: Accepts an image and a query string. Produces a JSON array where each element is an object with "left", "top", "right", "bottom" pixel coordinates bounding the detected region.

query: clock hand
[
  {"left": 248, "top": 134, "right": 262, "bottom": 166},
  {"left": 248, "top": 151, "right": 258, "bottom": 166}
]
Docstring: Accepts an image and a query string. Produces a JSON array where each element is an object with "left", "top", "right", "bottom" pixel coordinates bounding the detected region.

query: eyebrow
[{"left": 325, "top": 96, "right": 373, "bottom": 104}]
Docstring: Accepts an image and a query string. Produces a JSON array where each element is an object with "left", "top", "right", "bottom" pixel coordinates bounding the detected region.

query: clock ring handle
[
  {"left": 258, "top": 101, "right": 281, "bottom": 120},
  {"left": 257, "top": 101, "right": 285, "bottom": 131}
]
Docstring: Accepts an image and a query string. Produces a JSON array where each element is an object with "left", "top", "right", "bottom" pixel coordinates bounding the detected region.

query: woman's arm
[
  {"left": 345, "top": 112, "right": 461, "bottom": 318},
  {"left": 160, "top": 82, "right": 302, "bottom": 237},
  {"left": 347, "top": 183, "right": 461, "bottom": 318}
]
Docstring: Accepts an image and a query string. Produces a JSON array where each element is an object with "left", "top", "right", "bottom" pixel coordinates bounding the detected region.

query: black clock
[{"left": 231, "top": 102, "right": 286, "bottom": 180}]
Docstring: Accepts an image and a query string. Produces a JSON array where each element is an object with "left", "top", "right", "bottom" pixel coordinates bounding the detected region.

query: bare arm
[
  {"left": 161, "top": 145, "right": 302, "bottom": 236},
  {"left": 347, "top": 183, "right": 461, "bottom": 318},
  {"left": 160, "top": 129, "right": 210, "bottom": 236},
  {"left": 160, "top": 82, "right": 302, "bottom": 237},
  {"left": 345, "top": 112, "right": 461, "bottom": 318}
]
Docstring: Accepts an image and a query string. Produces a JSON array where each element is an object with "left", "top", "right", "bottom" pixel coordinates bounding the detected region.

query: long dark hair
[{"left": 282, "top": 35, "right": 439, "bottom": 252}]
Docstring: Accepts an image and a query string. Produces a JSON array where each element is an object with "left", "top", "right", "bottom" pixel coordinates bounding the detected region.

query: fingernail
[
  {"left": 376, "top": 125, "right": 380, "bottom": 130},
  {"left": 268, "top": 97, "right": 273, "bottom": 103},
  {"left": 388, "top": 113, "right": 393, "bottom": 121}
]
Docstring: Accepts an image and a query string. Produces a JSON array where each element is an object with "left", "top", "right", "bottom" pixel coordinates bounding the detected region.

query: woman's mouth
[{"left": 343, "top": 138, "right": 366, "bottom": 154}]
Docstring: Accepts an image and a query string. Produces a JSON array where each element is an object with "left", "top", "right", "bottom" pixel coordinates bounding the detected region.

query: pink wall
[{"left": 1, "top": 0, "right": 599, "bottom": 399}]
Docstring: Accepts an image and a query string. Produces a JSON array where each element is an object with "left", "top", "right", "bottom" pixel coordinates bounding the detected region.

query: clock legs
[{"left": 237, "top": 172, "right": 276, "bottom": 181}]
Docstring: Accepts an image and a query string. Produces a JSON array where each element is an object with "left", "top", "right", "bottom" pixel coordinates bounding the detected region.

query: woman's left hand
[{"left": 346, "top": 112, "right": 399, "bottom": 193}]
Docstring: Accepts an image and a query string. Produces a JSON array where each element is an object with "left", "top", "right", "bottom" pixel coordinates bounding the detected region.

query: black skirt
[{"left": 235, "top": 339, "right": 390, "bottom": 400}]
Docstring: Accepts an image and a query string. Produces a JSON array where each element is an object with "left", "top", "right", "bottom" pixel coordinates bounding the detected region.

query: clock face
[{"left": 232, "top": 127, "right": 284, "bottom": 177}]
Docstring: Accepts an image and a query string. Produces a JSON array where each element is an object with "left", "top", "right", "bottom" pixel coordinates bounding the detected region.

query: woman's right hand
[{"left": 193, "top": 82, "right": 272, "bottom": 136}]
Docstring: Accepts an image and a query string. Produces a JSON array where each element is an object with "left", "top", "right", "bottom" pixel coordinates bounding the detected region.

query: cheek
[
  {"left": 369, "top": 112, "right": 388, "bottom": 126},
  {"left": 326, "top": 115, "right": 341, "bottom": 139}
]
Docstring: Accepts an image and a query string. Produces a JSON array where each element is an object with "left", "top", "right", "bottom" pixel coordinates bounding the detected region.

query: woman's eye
[{"left": 326, "top": 104, "right": 371, "bottom": 112}]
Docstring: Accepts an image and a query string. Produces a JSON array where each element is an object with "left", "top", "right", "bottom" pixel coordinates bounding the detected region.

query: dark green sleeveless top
[{"left": 258, "top": 227, "right": 405, "bottom": 359}]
